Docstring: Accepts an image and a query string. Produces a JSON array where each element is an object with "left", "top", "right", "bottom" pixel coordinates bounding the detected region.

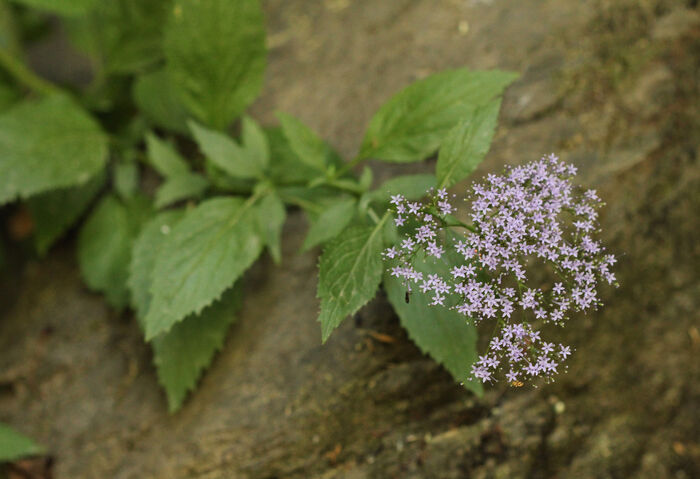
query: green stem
[
  {"left": 331, "top": 154, "right": 366, "bottom": 180},
  {"left": 367, "top": 207, "right": 381, "bottom": 224},
  {"left": 442, "top": 214, "right": 477, "bottom": 233},
  {"left": 0, "top": 47, "right": 61, "bottom": 96}
]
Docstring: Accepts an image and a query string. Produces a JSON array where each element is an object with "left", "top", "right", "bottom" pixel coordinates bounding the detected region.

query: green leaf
[
  {"left": 0, "top": 81, "right": 18, "bottom": 111},
  {"left": 145, "top": 133, "right": 189, "bottom": 177},
  {"left": 0, "top": 423, "right": 43, "bottom": 462},
  {"left": 134, "top": 70, "right": 189, "bottom": 133},
  {"left": 265, "top": 127, "right": 324, "bottom": 185},
  {"left": 359, "top": 69, "right": 517, "bottom": 163},
  {"left": 0, "top": 95, "right": 108, "bottom": 205},
  {"left": 317, "top": 223, "right": 385, "bottom": 342},
  {"left": 255, "top": 192, "right": 285, "bottom": 264},
  {"left": 368, "top": 174, "right": 436, "bottom": 205},
  {"left": 114, "top": 162, "right": 139, "bottom": 199},
  {"left": 152, "top": 285, "right": 241, "bottom": 412},
  {"left": 277, "top": 112, "right": 328, "bottom": 171},
  {"left": 359, "top": 166, "right": 373, "bottom": 191},
  {"left": 128, "top": 210, "right": 185, "bottom": 323},
  {"left": 129, "top": 210, "right": 236, "bottom": 411},
  {"left": 144, "top": 197, "right": 263, "bottom": 339},
  {"left": 436, "top": 98, "right": 502, "bottom": 189},
  {"left": 241, "top": 116, "right": 269, "bottom": 170},
  {"left": 155, "top": 173, "right": 208, "bottom": 209},
  {"left": 384, "top": 251, "right": 482, "bottom": 394},
  {"left": 10, "top": 0, "right": 96, "bottom": 16},
  {"left": 0, "top": 1, "right": 20, "bottom": 55},
  {"left": 189, "top": 121, "right": 264, "bottom": 180},
  {"left": 28, "top": 170, "right": 105, "bottom": 256},
  {"left": 164, "top": 0, "right": 266, "bottom": 129},
  {"left": 301, "top": 198, "right": 357, "bottom": 252},
  {"left": 78, "top": 194, "right": 151, "bottom": 309},
  {"left": 83, "top": 0, "right": 172, "bottom": 74}
]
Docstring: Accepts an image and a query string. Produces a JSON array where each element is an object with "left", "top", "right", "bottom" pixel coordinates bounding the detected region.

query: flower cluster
[{"left": 383, "top": 154, "right": 618, "bottom": 385}]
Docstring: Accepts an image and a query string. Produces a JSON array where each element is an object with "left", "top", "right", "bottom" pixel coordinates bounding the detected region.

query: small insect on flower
[
  {"left": 510, "top": 380, "right": 524, "bottom": 388},
  {"left": 405, "top": 290, "right": 411, "bottom": 304}
]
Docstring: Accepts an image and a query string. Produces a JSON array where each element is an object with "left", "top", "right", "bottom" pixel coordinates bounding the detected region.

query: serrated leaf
[
  {"left": 437, "top": 98, "right": 502, "bottom": 189},
  {"left": 302, "top": 198, "right": 357, "bottom": 252},
  {"left": 155, "top": 173, "right": 208, "bottom": 209},
  {"left": 10, "top": 0, "right": 96, "bottom": 16},
  {"left": 134, "top": 70, "right": 189, "bottom": 133},
  {"left": 255, "top": 192, "right": 285, "bottom": 264},
  {"left": 144, "top": 197, "right": 263, "bottom": 339},
  {"left": 359, "top": 69, "right": 517, "bottom": 163},
  {"left": 164, "top": 0, "right": 266, "bottom": 129},
  {"left": 28, "top": 170, "right": 105, "bottom": 256},
  {"left": 78, "top": 194, "right": 151, "bottom": 309},
  {"left": 317, "top": 224, "right": 385, "bottom": 342},
  {"left": 0, "top": 423, "right": 43, "bottom": 462},
  {"left": 129, "top": 210, "right": 185, "bottom": 323},
  {"left": 146, "top": 133, "right": 189, "bottom": 177},
  {"left": 152, "top": 285, "right": 241, "bottom": 412},
  {"left": 277, "top": 112, "right": 329, "bottom": 171},
  {"left": 0, "top": 95, "right": 108, "bottom": 205},
  {"left": 384, "top": 251, "right": 482, "bottom": 394},
  {"left": 189, "top": 121, "right": 264, "bottom": 180},
  {"left": 368, "top": 174, "right": 436, "bottom": 205},
  {"left": 241, "top": 116, "right": 269, "bottom": 170},
  {"left": 128, "top": 211, "right": 238, "bottom": 411}
]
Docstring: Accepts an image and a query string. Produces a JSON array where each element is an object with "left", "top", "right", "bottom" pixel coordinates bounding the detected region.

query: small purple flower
[{"left": 383, "top": 154, "right": 617, "bottom": 385}]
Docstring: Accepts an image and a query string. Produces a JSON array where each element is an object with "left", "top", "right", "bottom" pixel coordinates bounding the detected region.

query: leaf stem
[
  {"left": 0, "top": 47, "right": 61, "bottom": 97},
  {"left": 367, "top": 207, "right": 381, "bottom": 224}
]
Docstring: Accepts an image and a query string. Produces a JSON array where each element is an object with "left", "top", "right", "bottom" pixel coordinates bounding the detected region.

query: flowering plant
[{"left": 384, "top": 155, "right": 618, "bottom": 384}]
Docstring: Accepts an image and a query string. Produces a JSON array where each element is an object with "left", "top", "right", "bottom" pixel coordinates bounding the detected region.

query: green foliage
[
  {"left": 359, "top": 69, "right": 517, "bottom": 162},
  {"left": 145, "top": 133, "right": 189, "bottom": 177},
  {"left": 133, "top": 70, "right": 189, "bottom": 133},
  {"left": 0, "top": 0, "right": 519, "bottom": 408},
  {"left": 10, "top": 0, "right": 96, "bottom": 16},
  {"left": 152, "top": 286, "right": 241, "bottom": 412},
  {"left": 277, "top": 112, "right": 329, "bottom": 171},
  {"left": 144, "top": 197, "right": 262, "bottom": 340},
  {"left": 384, "top": 252, "right": 482, "bottom": 394},
  {"left": 189, "top": 121, "right": 265, "bottom": 180},
  {"left": 254, "top": 191, "right": 286, "bottom": 264},
  {"left": 155, "top": 172, "right": 208, "bottom": 209},
  {"left": 146, "top": 132, "right": 209, "bottom": 208},
  {"left": 302, "top": 197, "right": 357, "bottom": 252},
  {"left": 265, "top": 127, "right": 321, "bottom": 185},
  {"left": 82, "top": 0, "right": 172, "bottom": 74},
  {"left": 317, "top": 223, "right": 385, "bottom": 342},
  {"left": 164, "top": 0, "right": 266, "bottom": 129},
  {"left": 129, "top": 212, "right": 241, "bottom": 411},
  {"left": 436, "top": 98, "right": 502, "bottom": 189},
  {"left": 0, "top": 95, "right": 107, "bottom": 205},
  {"left": 129, "top": 210, "right": 185, "bottom": 322},
  {"left": 78, "top": 194, "right": 151, "bottom": 309},
  {"left": 28, "top": 171, "right": 105, "bottom": 255},
  {"left": 367, "top": 174, "right": 437, "bottom": 205},
  {"left": 0, "top": 422, "right": 43, "bottom": 462}
]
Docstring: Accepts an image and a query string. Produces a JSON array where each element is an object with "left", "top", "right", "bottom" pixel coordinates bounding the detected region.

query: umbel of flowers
[{"left": 383, "top": 154, "right": 618, "bottom": 385}]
